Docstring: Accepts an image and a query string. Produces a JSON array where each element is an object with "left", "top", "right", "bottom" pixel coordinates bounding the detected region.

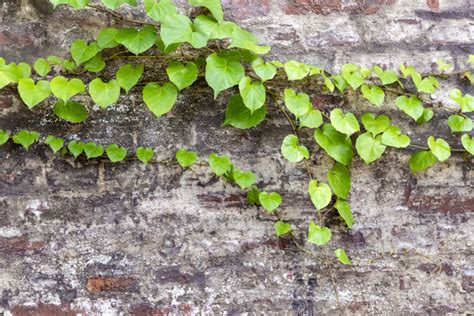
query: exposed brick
[
  {"left": 0, "top": 235, "right": 44, "bottom": 255},
  {"left": 284, "top": 0, "right": 394, "bottom": 15},
  {"left": 240, "top": 237, "right": 293, "bottom": 251},
  {"left": 86, "top": 276, "right": 137, "bottom": 294},
  {"left": 0, "top": 94, "right": 13, "bottom": 109},
  {"left": 462, "top": 272, "right": 474, "bottom": 292},
  {"left": 404, "top": 190, "right": 474, "bottom": 214},
  {"left": 10, "top": 303, "right": 78, "bottom": 316},
  {"left": 222, "top": 0, "right": 269, "bottom": 20},
  {"left": 155, "top": 266, "right": 205, "bottom": 288},
  {"left": 426, "top": 0, "right": 440, "bottom": 11}
]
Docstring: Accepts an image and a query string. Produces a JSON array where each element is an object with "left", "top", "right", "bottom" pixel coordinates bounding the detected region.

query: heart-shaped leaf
[
  {"left": 223, "top": 93, "right": 266, "bottom": 129},
  {"left": 70, "top": 40, "right": 100, "bottom": 65},
  {"left": 416, "top": 108, "right": 434, "bottom": 125},
  {"left": 233, "top": 169, "right": 256, "bottom": 189},
  {"left": 33, "top": 58, "right": 50, "bottom": 76},
  {"left": 116, "top": 26, "right": 158, "bottom": 55},
  {"left": 83, "top": 54, "right": 105, "bottom": 73},
  {"left": 427, "top": 136, "right": 451, "bottom": 161},
  {"left": 341, "top": 64, "right": 364, "bottom": 90},
  {"left": 17, "top": 78, "right": 51, "bottom": 109},
  {"left": 281, "top": 134, "right": 309, "bottom": 163},
  {"left": 208, "top": 153, "right": 232, "bottom": 176},
  {"left": 106, "top": 144, "right": 127, "bottom": 162},
  {"left": 307, "top": 222, "right": 332, "bottom": 246},
  {"left": 189, "top": 0, "right": 224, "bottom": 22},
  {"left": 144, "top": 0, "right": 176, "bottom": 22},
  {"left": 102, "top": 0, "right": 136, "bottom": 9},
  {"left": 448, "top": 115, "right": 473, "bottom": 132},
  {"left": 284, "top": 88, "right": 312, "bottom": 118},
  {"left": 176, "top": 148, "right": 197, "bottom": 167},
  {"left": 330, "top": 108, "right": 360, "bottom": 137},
  {"left": 411, "top": 73, "right": 438, "bottom": 94},
  {"left": 12, "top": 130, "right": 40, "bottom": 149},
  {"left": 361, "top": 113, "right": 390, "bottom": 136},
  {"left": 53, "top": 100, "right": 88, "bottom": 123},
  {"left": 409, "top": 150, "right": 438, "bottom": 172},
  {"left": 356, "top": 132, "right": 386, "bottom": 164},
  {"left": 67, "top": 140, "right": 85, "bottom": 158},
  {"left": 116, "top": 64, "right": 144, "bottom": 93},
  {"left": 84, "top": 142, "right": 104, "bottom": 159},
  {"left": 274, "top": 220, "right": 291, "bottom": 237},
  {"left": 327, "top": 163, "right": 351, "bottom": 200},
  {"left": 381, "top": 126, "right": 410, "bottom": 148},
  {"left": 0, "top": 129, "right": 11, "bottom": 145},
  {"left": 334, "top": 199, "right": 353, "bottom": 228},
  {"left": 136, "top": 146, "right": 154, "bottom": 164},
  {"left": 97, "top": 28, "right": 119, "bottom": 49},
  {"left": 252, "top": 58, "right": 276, "bottom": 82},
  {"left": 284, "top": 60, "right": 310, "bottom": 81},
  {"left": 360, "top": 84, "right": 385, "bottom": 106},
  {"left": 450, "top": 89, "right": 474, "bottom": 113},
  {"left": 50, "top": 76, "right": 85, "bottom": 101},
  {"left": 166, "top": 61, "right": 198, "bottom": 91},
  {"left": 373, "top": 66, "right": 398, "bottom": 85},
  {"left": 335, "top": 248, "right": 351, "bottom": 265},
  {"left": 461, "top": 134, "right": 474, "bottom": 155},
  {"left": 205, "top": 52, "right": 244, "bottom": 98},
  {"left": 239, "top": 76, "right": 266, "bottom": 113},
  {"left": 396, "top": 95, "right": 424, "bottom": 121},
  {"left": 143, "top": 82, "right": 178, "bottom": 118},
  {"left": 45, "top": 135, "right": 64, "bottom": 154},
  {"left": 314, "top": 124, "right": 353, "bottom": 166},
  {"left": 88, "top": 78, "right": 121, "bottom": 108},
  {"left": 229, "top": 26, "right": 270, "bottom": 55},
  {"left": 308, "top": 180, "right": 332, "bottom": 210},
  {"left": 259, "top": 191, "right": 282, "bottom": 213}
]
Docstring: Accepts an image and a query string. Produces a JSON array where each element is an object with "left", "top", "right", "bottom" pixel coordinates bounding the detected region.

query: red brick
[
  {"left": 426, "top": 0, "right": 440, "bottom": 11},
  {"left": 284, "top": 0, "right": 394, "bottom": 15},
  {"left": 86, "top": 276, "right": 137, "bottom": 294},
  {"left": 0, "top": 235, "right": 45, "bottom": 255},
  {"left": 222, "top": 0, "right": 269, "bottom": 20},
  {"left": 11, "top": 303, "right": 79, "bottom": 316}
]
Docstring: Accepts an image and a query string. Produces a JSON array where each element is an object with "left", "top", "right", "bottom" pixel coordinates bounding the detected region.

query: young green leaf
[
  {"left": 176, "top": 148, "right": 197, "bottom": 167},
  {"left": 284, "top": 60, "right": 310, "bottom": 81},
  {"left": 396, "top": 95, "right": 424, "bottom": 121},
  {"left": 50, "top": 76, "right": 85, "bottom": 101},
  {"left": 161, "top": 14, "right": 206, "bottom": 48},
  {"left": 361, "top": 113, "right": 390, "bottom": 136},
  {"left": 144, "top": 0, "right": 176, "bottom": 22},
  {"left": 33, "top": 58, "right": 50, "bottom": 76},
  {"left": 332, "top": 74, "right": 347, "bottom": 93},
  {"left": 12, "top": 130, "right": 40, "bottom": 149},
  {"left": 101, "top": 0, "right": 136, "bottom": 9},
  {"left": 47, "top": 55, "right": 63, "bottom": 65},
  {"left": 45, "top": 135, "right": 64, "bottom": 154},
  {"left": 238, "top": 76, "right": 266, "bottom": 113},
  {"left": 427, "top": 136, "right": 451, "bottom": 161},
  {"left": 83, "top": 54, "right": 105, "bottom": 73},
  {"left": 447, "top": 115, "right": 473, "bottom": 132},
  {"left": 247, "top": 187, "right": 261, "bottom": 205},
  {"left": 17, "top": 78, "right": 51, "bottom": 109},
  {"left": 62, "top": 59, "right": 76, "bottom": 72},
  {"left": 360, "top": 85, "right": 385, "bottom": 106},
  {"left": 116, "top": 64, "right": 144, "bottom": 93},
  {"left": 436, "top": 59, "right": 453, "bottom": 72},
  {"left": 166, "top": 61, "right": 198, "bottom": 91},
  {"left": 323, "top": 75, "right": 335, "bottom": 92},
  {"left": 251, "top": 58, "right": 276, "bottom": 82},
  {"left": 334, "top": 199, "right": 353, "bottom": 228},
  {"left": 284, "top": 88, "right": 312, "bottom": 118},
  {"left": 136, "top": 146, "right": 154, "bottom": 164},
  {"left": 233, "top": 169, "right": 256, "bottom": 189},
  {"left": 67, "top": 140, "right": 85, "bottom": 158},
  {"left": 281, "top": 134, "right": 309, "bottom": 163},
  {"left": 335, "top": 248, "right": 351, "bottom": 265},
  {"left": 341, "top": 64, "right": 364, "bottom": 90},
  {"left": 49, "top": 0, "right": 89, "bottom": 9},
  {"left": 97, "top": 28, "right": 119, "bottom": 49},
  {"left": 106, "top": 144, "right": 128, "bottom": 162},
  {"left": 381, "top": 126, "right": 410, "bottom": 148},
  {"left": 0, "top": 129, "right": 10, "bottom": 145},
  {"left": 223, "top": 93, "right": 266, "bottom": 129},
  {"left": 314, "top": 124, "right": 353, "bottom": 166},
  {"left": 307, "top": 222, "right": 332, "bottom": 246},
  {"left": 229, "top": 26, "right": 270, "bottom": 55},
  {"left": 189, "top": 0, "right": 224, "bottom": 22},
  {"left": 373, "top": 66, "right": 398, "bottom": 85},
  {"left": 205, "top": 52, "right": 244, "bottom": 98},
  {"left": 327, "top": 163, "right": 351, "bottom": 200},
  {"left": 143, "top": 82, "right": 178, "bottom": 118},
  {"left": 411, "top": 73, "right": 438, "bottom": 94},
  {"left": 356, "top": 132, "right": 386, "bottom": 164},
  {"left": 88, "top": 78, "right": 121, "bottom": 108},
  {"left": 330, "top": 108, "right": 360, "bottom": 137},
  {"left": 409, "top": 150, "right": 438, "bottom": 172},
  {"left": 461, "top": 134, "right": 474, "bottom": 155},
  {"left": 450, "top": 89, "right": 474, "bottom": 113},
  {"left": 308, "top": 180, "right": 332, "bottom": 210},
  {"left": 208, "top": 153, "right": 232, "bottom": 176},
  {"left": 70, "top": 40, "right": 100, "bottom": 65},
  {"left": 258, "top": 191, "right": 282, "bottom": 213},
  {"left": 417, "top": 108, "right": 434, "bottom": 125},
  {"left": 299, "top": 109, "right": 323, "bottom": 129},
  {"left": 116, "top": 26, "right": 158, "bottom": 55},
  {"left": 83, "top": 142, "right": 104, "bottom": 159},
  {"left": 274, "top": 220, "right": 291, "bottom": 237},
  {"left": 53, "top": 100, "right": 88, "bottom": 123}
]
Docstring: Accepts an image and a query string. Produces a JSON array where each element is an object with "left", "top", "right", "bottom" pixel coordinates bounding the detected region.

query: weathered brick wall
[{"left": 1, "top": 0, "right": 473, "bottom": 314}]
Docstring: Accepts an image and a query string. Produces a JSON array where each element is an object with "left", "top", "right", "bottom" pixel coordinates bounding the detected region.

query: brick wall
[{"left": 0, "top": 0, "right": 473, "bottom": 314}]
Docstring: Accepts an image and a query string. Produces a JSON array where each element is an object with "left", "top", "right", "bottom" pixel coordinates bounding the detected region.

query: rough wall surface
[{"left": 0, "top": 0, "right": 473, "bottom": 314}]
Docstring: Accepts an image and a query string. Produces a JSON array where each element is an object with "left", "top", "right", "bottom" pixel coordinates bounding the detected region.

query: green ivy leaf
[
  {"left": 281, "top": 134, "right": 309, "bottom": 163},
  {"left": 223, "top": 93, "right": 266, "bottom": 129},
  {"left": 161, "top": 14, "right": 208, "bottom": 48},
  {"left": 396, "top": 95, "right": 424, "bottom": 121},
  {"left": 47, "top": 55, "right": 62, "bottom": 65},
  {"left": 411, "top": 73, "right": 438, "bottom": 94},
  {"left": 12, "top": 130, "right": 40, "bottom": 149},
  {"left": 307, "top": 222, "right": 332, "bottom": 246},
  {"left": 136, "top": 146, "right": 154, "bottom": 164},
  {"left": 70, "top": 40, "right": 100, "bottom": 65},
  {"left": 84, "top": 142, "right": 104, "bottom": 159},
  {"left": 166, "top": 61, "right": 198, "bottom": 91},
  {"left": 409, "top": 150, "right": 438, "bottom": 172},
  {"left": 334, "top": 199, "right": 353, "bottom": 228},
  {"left": 155, "top": 37, "right": 181, "bottom": 54},
  {"left": 67, "top": 140, "right": 85, "bottom": 158},
  {"left": 83, "top": 54, "right": 105, "bottom": 73},
  {"left": 461, "top": 134, "right": 474, "bottom": 155},
  {"left": 33, "top": 58, "right": 50, "bottom": 76},
  {"left": 116, "top": 64, "right": 144, "bottom": 93},
  {"left": 50, "top": 76, "right": 85, "bottom": 101},
  {"left": 238, "top": 76, "right": 266, "bottom": 113},
  {"left": 274, "top": 220, "right": 291, "bottom": 237},
  {"left": 53, "top": 100, "right": 88, "bottom": 123},
  {"left": 49, "top": 0, "right": 89, "bottom": 9},
  {"left": 233, "top": 169, "right": 256, "bottom": 189},
  {"left": 332, "top": 74, "right": 347, "bottom": 93},
  {"left": 335, "top": 248, "right": 351, "bottom": 265},
  {"left": 97, "top": 28, "right": 119, "bottom": 49},
  {"left": 116, "top": 26, "right": 158, "bottom": 55},
  {"left": 88, "top": 78, "right": 120, "bottom": 108},
  {"left": 327, "top": 163, "right": 351, "bottom": 200},
  {"left": 0, "top": 63, "right": 25, "bottom": 88},
  {"left": 144, "top": 0, "right": 176, "bottom": 22},
  {"left": 259, "top": 191, "right": 282, "bottom": 213},
  {"left": 143, "top": 82, "right": 178, "bottom": 118},
  {"left": 417, "top": 108, "right": 434, "bottom": 125},
  {"left": 189, "top": 0, "right": 224, "bottom": 22},
  {"left": 341, "top": 64, "right": 364, "bottom": 90},
  {"left": 0, "top": 129, "right": 10, "bottom": 145},
  {"left": 205, "top": 52, "right": 244, "bottom": 98},
  {"left": 323, "top": 75, "right": 335, "bottom": 92},
  {"left": 284, "top": 88, "right": 312, "bottom": 118},
  {"left": 299, "top": 109, "right": 323, "bottom": 129},
  {"left": 373, "top": 66, "right": 398, "bottom": 85},
  {"left": 436, "top": 59, "right": 453, "bottom": 72},
  {"left": 330, "top": 108, "right": 360, "bottom": 137},
  {"left": 176, "top": 148, "right": 197, "bottom": 167},
  {"left": 361, "top": 113, "right": 390, "bottom": 136},
  {"left": 17, "top": 78, "right": 51, "bottom": 109},
  {"left": 314, "top": 124, "right": 353, "bottom": 166},
  {"left": 106, "top": 144, "right": 127, "bottom": 162},
  {"left": 247, "top": 187, "right": 261, "bottom": 205},
  {"left": 381, "top": 126, "right": 410, "bottom": 148},
  {"left": 448, "top": 115, "right": 473, "bottom": 132},
  {"left": 251, "top": 58, "right": 276, "bottom": 82},
  {"left": 308, "top": 180, "right": 332, "bottom": 210},
  {"left": 45, "top": 136, "right": 64, "bottom": 154},
  {"left": 450, "top": 89, "right": 474, "bottom": 113},
  {"left": 360, "top": 85, "right": 385, "bottom": 106},
  {"left": 208, "top": 153, "right": 232, "bottom": 176},
  {"left": 284, "top": 60, "right": 310, "bottom": 81},
  {"left": 229, "top": 27, "right": 270, "bottom": 55},
  {"left": 355, "top": 132, "right": 386, "bottom": 164},
  {"left": 427, "top": 136, "right": 451, "bottom": 161},
  {"left": 62, "top": 59, "right": 76, "bottom": 72},
  {"left": 101, "top": 0, "right": 136, "bottom": 9}
]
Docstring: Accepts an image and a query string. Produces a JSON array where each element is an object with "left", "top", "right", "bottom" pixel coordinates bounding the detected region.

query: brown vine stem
[{"left": 87, "top": 4, "right": 160, "bottom": 27}]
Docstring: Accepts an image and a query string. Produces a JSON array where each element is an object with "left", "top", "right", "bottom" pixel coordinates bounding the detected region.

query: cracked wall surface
[{"left": 0, "top": 0, "right": 473, "bottom": 314}]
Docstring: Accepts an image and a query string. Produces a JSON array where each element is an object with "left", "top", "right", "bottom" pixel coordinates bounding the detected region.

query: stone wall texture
[{"left": 1, "top": 0, "right": 473, "bottom": 314}]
